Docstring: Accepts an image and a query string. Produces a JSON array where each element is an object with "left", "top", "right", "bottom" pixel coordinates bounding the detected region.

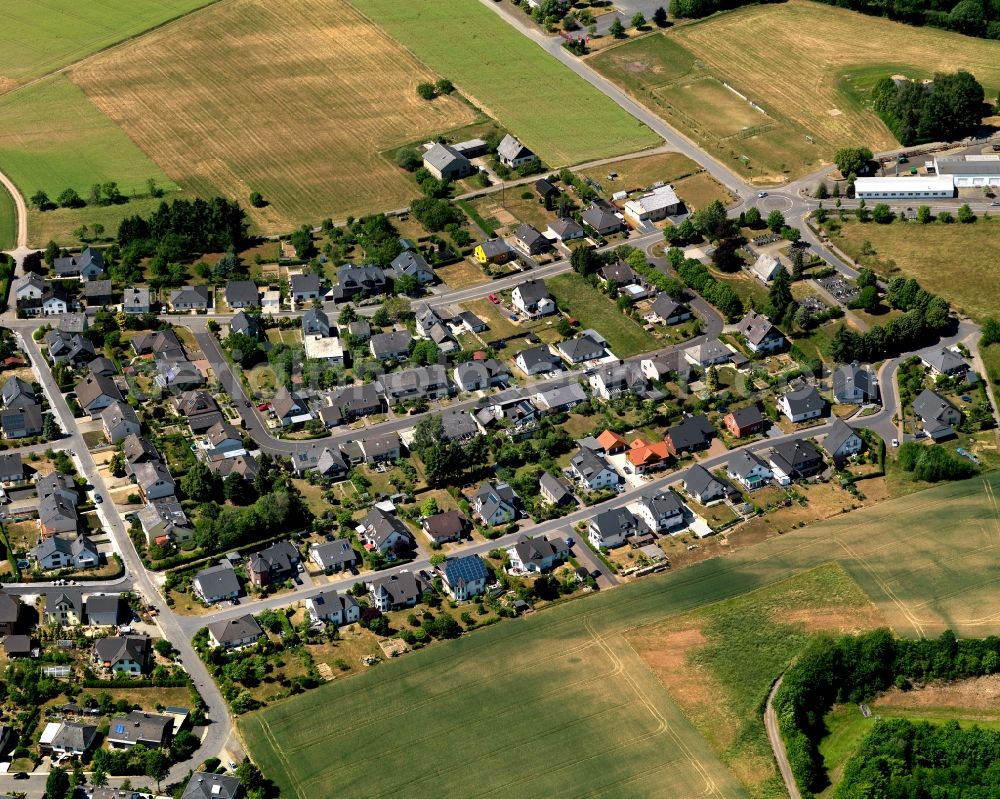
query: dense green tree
[
  {"left": 833, "top": 147, "right": 873, "bottom": 177},
  {"left": 652, "top": 6, "right": 668, "bottom": 26},
  {"left": 609, "top": 18, "right": 625, "bottom": 37},
  {"left": 766, "top": 209, "right": 785, "bottom": 232},
  {"left": 768, "top": 266, "right": 793, "bottom": 319}
]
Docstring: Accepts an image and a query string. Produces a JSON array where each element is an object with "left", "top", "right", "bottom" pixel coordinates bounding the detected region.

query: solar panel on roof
[{"left": 114, "top": 724, "right": 125, "bottom": 734}]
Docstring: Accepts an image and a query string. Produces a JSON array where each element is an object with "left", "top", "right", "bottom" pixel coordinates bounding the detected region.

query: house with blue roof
[{"left": 442, "top": 555, "right": 490, "bottom": 601}]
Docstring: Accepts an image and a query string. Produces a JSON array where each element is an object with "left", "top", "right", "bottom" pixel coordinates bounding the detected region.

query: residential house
[
  {"left": 228, "top": 311, "right": 261, "bottom": 341},
  {"left": 31, "top": 534, "right": 98, "bottom": 570},
  {"left": 368, "top": 571, "right": 426, "bottom": 612},
  {"left": 53, "top": 247, "right": 104, "bottom": 279},
  {"left": 736, "top": 311, "right": 786, "bottom": 354},
  {"left": 12, "top": 273, "right": 44, "bottom": 303},
  {"left": 302, "top": 308, "right": 331, "bottom": 338},
  {"left": 724, "top": 405, "right": 766, "bottom": 438},
  {"left": 557, "top": 333, "right": 606, "bottom": 364},
  {"left": 0, "top": 589, "right": 22, "bottom": 635},
  {"left": 290, "top": 273, "right": 322, "bottom": 304},
  {"left": 84, "top": 594, "right": 127, "bottom": 627},
  {"left": 626, "top": 437, "right": 670, "bottom": 474},
  {"left": 913, "top": 389, "right": 963, "bottom": 440},
  {"left": 779, "top": 383, "right": 826, "bottom": 423},
  {"left": 622, "top": 184, "right": 681, "bottom": 225},
  {"left": 922, "top": 348, "right": 969, "bottom": 378},
  {"left": 89, "top": 356, "right": 117, "bottom": 377},
  {"left": 303, "top": 329, "right": 345, "bottom": 363},
  {"left": 751, "top": 253, "right": 784, "bottom": 283},
  {"left": 37, "top": 471, "right": 77, "bottom": 501},
  {"left": 515, "top": 344, "right": 560, "bottom": 376},
  {"left": 0, "top": 402, "right": 40, "bottom": 439},
  {"left": 207, "top": 453, "right": 259, "bottom": 485},
  {"left": 38, "top": 494, "right": 80, "bottom": 537},
  {"left": 442, "top": 555, "right": 490, "bottom": 601},
  {"left": 247, "top": 540, "right": 300, "bottom": 588},
  {"left": 106, "top": 711, "right": 173, "bottom": 749},
  {"left": 414, "top": 304, "right": 444, "bottom": 338},
  {"left": 645, "top": 294, "right": 691, "bottom": 325},
  {"left": 101, "top": 401, "right": 140, "bottom": 444},
  {"left": 581, "top": 200, "right": 625, "bottom": 235},
  {"left": 205, "top": 421, "right": 244, "bottom": 457},
  {"left": 534, "top": 382, "right": 586, "bottom": 413},
  {"left": 389, "top": 249, "right": 435, "bottom": 284},
  {"left": 370, "top": 330, "right": 412, "bottom": 361},
  {"left": 192, "top": 563, "right": 242, "bottom": 604},
  {"left": 474, "top": 238, "right": 514, "bottom": 265},
  {"left": 58, "top": 312, "right": 88, "bottom": 334},
  {"left": 84, "top": 280, "right": 113, "bottom": 307},
  {"left": 570, "top": 447, "right": 619, "bottom": 491},
  {"left": 45, "top": 330, "right": 96, "bottom": 366},
  {"left": 665, "top": 415, "right": 715, "bottom": 456},
  {"left": 456, "top": 310, "right": 487, "bottom": 333},
  {"left": 641, "top": 352, "right": 692, "bottom": 384},
  {"left": 473, "top": 392, "right": 539, "bottom": 439},
  {"left": 179, "top": 772, "right": 243, "bottom": 799},
  {"left": 682, "top": 464, "right": 730, "bottom": 505},
  {"left": 768, "top": 440, "right": 824, "bottom": 483},
  {"left": 326, "top": 383, "right": 383, "bottom": 424},
  {"left": 599, "top": 260, "right": 639, "bottom": 291},
  {"left": 75, "top": 373, "right": 123, "bottom": 418},
  {"left": 137, "top": 498, "right": 192, "bottom": 545},
  {"left": 422, "top": 510, "right": 467, "bottom": 545},
  {"left": 507, "top": 535, "right": 568, "bottom": 574},
  {"left": 348, "top": 319, "right": 372, "bottom": 341},
  {"left": 2, "top": 376, "right": 34, "bottom": 407},
  {"left": 224, "top": 280, "right": 259, "bottom": 309},
  {"left": 381, "top": 365, "right": 451, "bottom": 403},
  {"left": 684, "top": 339, "right": 733, "bottom": 368},
  {"left": 271, "top": 388, "right": 310, "bottom": 426},
  {"left": 3, "top": 634, "right": 33, "bottom": 658},
  {"left": 207, "top": 615, "right": 263, "bottom": 650},
  {"left": 534, "top": 178, "right": 559, "bottom": 201},
  {"left": 630, "top": 491, "right": 686, "bottom": 534},
  {"left": 44, "top": 589, "right": 84, "bottom": 626},
  {"left": 596, "top": 429, "right": 628, "bottom": 455},
  {"left": 453, "top": 359, "right": 509, "bottom": 392},
  {"left": 440, "top": 411, "right": 479, "bottom": 443},
  {"left": 358, "top": 507, "right": 414, "bottom": 554},
  {"left": 173, "top": 390, "right": 222, "bottom": 433},
  {"left": 309, "top": 539, "right": 358, "bottom": 572},
  {"left": 833, "top": 362, "right": 880, "bottom": 405},
  {"left": 93, "top": 636, "right": 150, "bottom": 674},
  {"left": 123, "top": 434, "right": 159, "bottom": 473},
  {"left": 823, "top": 419, "right": 864, "bottom": 463},
  {"left": 545, "top": 217, "right": 584, "bottom": 242},
  {"left": 169, "top": 285, "right": 210, "bottom": 311},
  {"left": 261, "top": 290, "right": 281, "bottom": 315},
  {"left": 423, "top": 142, "right": 474, "bottom": 181},
  {"left": 357, "top": 432, "right": 401, "bottom": 465},
  {"left": 131, "top": 329, "right": 181, "bottom": 357},
  {"left": 539, "top": 472, "right": 575, "bottom": 506},
  {"left": 123, "top": 287, "right": 151, "bottom": 315},
  {"left": 134, "top": 461, "right": 176, "bottom": 501},
  {"left": 0, "top": 452, "right": 23, "bottom": 484},
  {"left": 41, "top": 284, "right": 72, "bottom": 315},
  {"left": 589, "top": 361, "right": 650, "bottom": 400},
  {"left": 472, "top": 481, "right": 519, "bottom": 526},
  {"left": 305, "top": 590, "right": 360, "bottom": 626},
  {"left": 45, "top": 722, "right": 97, "bottom": 757},
  {"left": 589, "top": 507, "right": 640, "bottom": 549},
  {"left": 497, "top": 134, "right": 536, "bottom": 168},
  {"left": 726, "top": 450, "right": 772, "bottom": 490},
  {"left": 512, "top": 279, "right": 554, "bottom": 316}
]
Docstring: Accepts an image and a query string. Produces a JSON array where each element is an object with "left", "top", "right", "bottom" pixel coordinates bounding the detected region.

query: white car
[
  {"left": 891, "top": 438, "right": 899, "bottom": 448},
  {"left": 757, "top": 191, "right": 768, "bottom": 198}
]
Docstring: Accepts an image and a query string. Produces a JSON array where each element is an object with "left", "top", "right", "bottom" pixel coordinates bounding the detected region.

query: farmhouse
[
  {"left": 622, "top": 184, "right": 681, "bottom": 225},
  {"left": 497, "top": 134, "right": 536, "bottom": 168},
  {"left": 854, "top": 175, "right": 955, "bottom": 200},
  {"left": 423, "top": 142, "right": 474, "bottom": 181}
]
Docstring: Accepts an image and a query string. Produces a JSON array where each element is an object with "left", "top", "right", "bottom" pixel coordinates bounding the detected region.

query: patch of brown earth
[{"left": 877, "top": 674, "right": 1000, "bottom": 714}]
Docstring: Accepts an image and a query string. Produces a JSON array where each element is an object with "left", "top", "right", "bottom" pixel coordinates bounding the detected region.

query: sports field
[
  {"left": 590, "top": 0, "right": 1000, "bottom": 181},
  {"left": 826, "top": 216, "right": 1000, "bottom": 323},
  {"left": 350, "top": 0, "right": 661, "bottom": 166},
  {"left": 0, "top": 75, "right": 176, "bottom": 199},
  {"left": 0, "top": 0, "right": 214, "bottom": 87},
  {"left": 241, "top": 473, "right": 1000, "bottom": 798},
  {"left": 71, "top": 0, "right": 475, "bottom": 233}
]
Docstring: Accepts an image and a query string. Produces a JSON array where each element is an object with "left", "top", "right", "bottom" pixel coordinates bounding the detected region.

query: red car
[
  {"left": 257, "top": 402, "right": 270, "bottom": 411},
  {"left": 489, "top": 294, "right": 500, "bottom": 304}
]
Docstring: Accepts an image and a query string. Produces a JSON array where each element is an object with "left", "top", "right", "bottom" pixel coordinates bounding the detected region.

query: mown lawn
[
  {"left": 0, "top": 182, "right": 15, "bottom": 250},
  {"left": 548, "top": 272, "right": 658, "bottom": 357},
  {"left": 351, "top": 0, "right": 661, "bottom": 166}
]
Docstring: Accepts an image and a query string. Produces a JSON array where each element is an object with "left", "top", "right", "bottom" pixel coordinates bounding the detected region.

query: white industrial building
[
  {"left": 854, "top": 175, "right": 955, "bottom": 200},
  {"left": 933, "top": 155, "right": 1000, "bottom": 188}
]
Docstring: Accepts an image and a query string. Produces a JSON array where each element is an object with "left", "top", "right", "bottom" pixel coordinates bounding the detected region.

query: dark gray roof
[
  {"left": 913, "top": 388, "right": 958, "bottom": 427},
  {"left": 93, "top": 635, "right": 149, "bottom": 666},
  {"left": 833, "top": 362, "right": 878, "bottom": 401},
  {"left": 310, "top": 539, "right": 356, "bottom": 569},
  {"left": 180, "top": 772, "right": 242, "bottom": 799},
  {"left": 208, "top": 614, "right": 262, "bottom": 645},
  {"left": 170, "top": 285, "right": 210, "bottom": 306},
  {"left": 477, "top": 238, "right": 510, "bottom": 258},
  {"left": 539, "top": 471, "right": 574, "bottom": 504},
  {"left": 368, "top": 570, "right": 423, "bottom": 605},
  {"left": 225, "top": 280, "right": 259, "bottom": 306},
  {"left": 370, "top": 330, "right": 412, "bottom": 357},
  {"left": 770, "top": 439, "right": 823, "bottom": 471},
  {"left": 548, "top": 217, "right": 583, "bottom": 238},
  {"left": 443, "top": 555, "right": 489, "bottom": 587},
  {"left": 194, "top": 563, "right": 241, "bottom": 598},
  {"left": 517, "top": 344, "right": 557, "bottom": 370},
  {"left": 781, "top": 383, "right": 825, "bottom": 416},
  {"left": 823, "top": 419, "right": 862, "bottom": 456},
  {"left": 423, "top": 142, "right": 469, "bottom": 173},
  {"left": 514, "top": 224, "right": 546, "bottom": 248},
  {"left": 591, "top": 507, "right": 639, "bottom": 536},
  {"left": 498, "top": 134, "right": 534, "bottom": 161},
  {"left": 736, "top": 310, "right": 783, "bottom": 346},
  {"left": 558, "top": 334, "right": 605, "bottom": 362},
  {"left": 683, "top": 464, "right": 727, "bottom": 497},
  {"left": 922, "top": 347, "right": 967, "bottom": 374},
  {"left": 291, "top": 273, "right": 321, "bottom": 294},
  {"left": 572, "top": 447, "right": 613, "bottom": 480},
  {"left": 727, "top": 449, "right": 768, "bottom": 479},
  {"left": 667, "top": 415, "right": 715, "bottom": 450},
  {"left": 728, "top": 404, "right": 764, "bottom": 429}
]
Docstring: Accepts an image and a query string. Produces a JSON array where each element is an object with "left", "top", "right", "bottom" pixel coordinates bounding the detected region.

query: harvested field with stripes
[{"left": 71, "top": 0, "right": 476, "bottom": 233}]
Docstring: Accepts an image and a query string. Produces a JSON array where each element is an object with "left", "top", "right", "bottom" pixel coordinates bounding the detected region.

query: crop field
[
  {"left": 548, "top": 273, "right": 659, "bottom": 357},
  {"left": 241, "top": 474, "right": 1000, "bottom": 798},
  {"left": 0, "top": 0, "right": 214, "bottom": 87},
  {"left": 350, "top": 0, "right": 661, "bottom": 166},
  {"left": 0, "top": 76, "right": 176, "bottom": 201},
  {"left": 826, "top": 217, "right": 1000, "bottom": 323},
  {"left": 70, "top": 0, "right": 476, "bottom": 234},
  {"left": 590, "top": 0, "right": 1000, "bottom": 181}
]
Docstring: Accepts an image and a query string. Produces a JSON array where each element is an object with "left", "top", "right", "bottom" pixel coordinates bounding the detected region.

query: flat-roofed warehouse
[
  {"left": 854, "top": 175, "right": 955, "bottom": 200},
  {"left": 934, "top": 155, "right": 1000, "bottom": 187}
]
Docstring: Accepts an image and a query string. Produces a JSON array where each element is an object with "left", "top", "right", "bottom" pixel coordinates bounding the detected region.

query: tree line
[
  {"left": 871, "top": 70, "right": 987, "bottom": 146},
  {"left": 671, "top": 0, "right": 1000, "bottom": 41},
  {"left": 117, "top": 197, "right": 248, "bottom": 261},
  {"left": 774, "top": 628, "right": 1000, "bottom": 796}
]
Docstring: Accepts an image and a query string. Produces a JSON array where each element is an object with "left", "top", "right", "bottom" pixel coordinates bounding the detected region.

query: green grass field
[
  {"left": 589, "top": 0, "right": 1000, "bottom": 181},
  {"left": 826, "top": 216, "right": 1000, "bottom": 323},
  {"left": 548, "top": 273, "right": 659, "bottom": 357},
  {"left": 0, "top": 75, "right": 176, "bottom": 200},
  {"left": 0, "top": 183, "right": 15, "bottom": 249},
  {"left": 27, "top": 191, "right": 188, "bottom": 247},
  {"left": 241, "top": 473, "right": 1000, "bottom": 798},
  {"left": 0, "top": 0, "right": 214, "bottom": 86},
  {"left": 350, "top": 0, "right": 661, "bottom": 166}
]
